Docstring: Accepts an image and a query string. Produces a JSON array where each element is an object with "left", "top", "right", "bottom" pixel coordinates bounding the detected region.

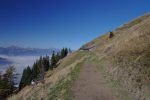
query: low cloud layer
[
  {"left": 0, "top": 55, "right": 40, "bottom": 83},
  {"left": 0, "top": 55, "right": 40, "bottom": 73}
]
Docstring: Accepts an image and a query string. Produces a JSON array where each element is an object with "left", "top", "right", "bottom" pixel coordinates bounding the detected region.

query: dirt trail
[{"left": 71, "top": 60, "right": 118, "bottom": 100}]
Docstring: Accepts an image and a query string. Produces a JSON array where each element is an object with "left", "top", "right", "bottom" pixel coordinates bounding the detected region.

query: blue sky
[{"left": 0, "top": 0, "right": 149, "bottom": 49}]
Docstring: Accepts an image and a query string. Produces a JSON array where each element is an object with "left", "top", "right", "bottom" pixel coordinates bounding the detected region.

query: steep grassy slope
[
  {"left": 8, "top": 13, "right": 150, "bottom": 100},
  {"left": 81, "top": 12, "right": 150, "bottom": 100},
  {"left": 8, "top": 51, "right": 90, "bottom": 100}
]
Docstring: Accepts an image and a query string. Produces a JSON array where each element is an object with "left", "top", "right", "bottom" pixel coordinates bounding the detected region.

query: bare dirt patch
[{"left": 71, "top": 60, "right": 119, "bottom": 100}]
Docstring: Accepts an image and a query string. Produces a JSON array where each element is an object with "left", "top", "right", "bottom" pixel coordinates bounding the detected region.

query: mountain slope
[
  {"left": 81, "top": 12, "right": 150, "bottom": 100},
  {"left": 8, "top": 13, "right": 150, "bottom": 100}
]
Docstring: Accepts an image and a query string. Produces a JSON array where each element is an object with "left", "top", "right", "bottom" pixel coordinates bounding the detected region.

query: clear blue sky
[{"left": 0, "top": 0, "right": 149, "bottom": 49}]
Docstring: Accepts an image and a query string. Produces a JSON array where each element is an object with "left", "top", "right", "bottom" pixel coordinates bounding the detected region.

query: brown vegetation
[{"left": 8, "top": 13, "right": 150, "bottom": 100}]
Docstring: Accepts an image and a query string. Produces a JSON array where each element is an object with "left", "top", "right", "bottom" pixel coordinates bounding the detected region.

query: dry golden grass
[
  {"left": 82, "top": 13, "right": 150, "bottom": 100},
  {"left": 116, "top": 12, "right": 150, "bottom": 30},
  {"left": 8, "top": 13, "right": 150, "bottom": 100},
  {"left": 109, "top": 15, "right": 150, "bottom": 100},
  {"left": 8, "top": 51, "right": 89, "bottom": 100}
]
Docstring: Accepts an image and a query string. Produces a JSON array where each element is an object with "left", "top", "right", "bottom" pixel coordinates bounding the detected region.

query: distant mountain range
[
  {"left": 0, "top": 57, "right": 6, "bottom": 60},
  {"left": 0, "top": 46, "right": 59, "bottom": 56}
]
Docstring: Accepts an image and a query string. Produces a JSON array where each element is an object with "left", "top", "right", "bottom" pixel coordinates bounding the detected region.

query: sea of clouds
[
  {"left": 0, "top": 55, "right": 40, "bottom": 72},
  {"left": 0, "top": 55, "right": 41, "bottom": 84}
]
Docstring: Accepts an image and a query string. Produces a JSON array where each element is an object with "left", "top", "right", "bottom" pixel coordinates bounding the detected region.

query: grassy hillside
[
  {"left": 81, "top": 12, "right": 150, "bottom": 100},
  {"left": 8, "top": 51, "right": 90, "bottom": 100},
  {"left": 8, "top": 13, "right": 150, "bottom": 100}
]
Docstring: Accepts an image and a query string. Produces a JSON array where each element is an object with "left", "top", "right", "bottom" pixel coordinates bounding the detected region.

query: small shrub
[{"left": 109, "top": 31, "right": 114, "bottom": 38}]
